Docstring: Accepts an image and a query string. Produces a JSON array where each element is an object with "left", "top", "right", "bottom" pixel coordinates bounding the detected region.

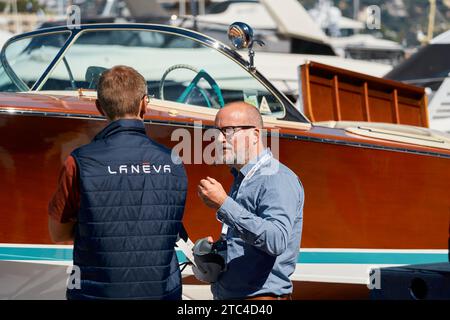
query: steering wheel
[{"left": 159, "top": 64, "right": 225, "bottom": 108}]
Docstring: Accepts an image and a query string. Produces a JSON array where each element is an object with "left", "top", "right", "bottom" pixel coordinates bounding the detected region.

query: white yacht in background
[
  {"left": 177, "top": 0, "right": 393, "bottom": 99},
  {"left": 309, "top": 0, "right": 405, "bottom": 65},
  {"left": 385, "top": 29, "right": 450, "bottom": 133},
  {"left": 192, "top": 0, "right": 335, "bottom": 55},
  {"left": 32, "top": 0, "right": 393, "bottom": 100},
  {"left": 427, "top": 77, "right": 450, "bottom": 134},
  {"left": 0, "top": 29, "right": 14, "bottom": 49}
]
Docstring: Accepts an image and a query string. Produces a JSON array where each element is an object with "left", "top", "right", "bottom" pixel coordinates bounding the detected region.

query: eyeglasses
[
  {"left": 216, "top": 126, "right": 256, "bottom": 138},
  {"left": 142, "top": 94, "right": 155, "bottom": 102}
]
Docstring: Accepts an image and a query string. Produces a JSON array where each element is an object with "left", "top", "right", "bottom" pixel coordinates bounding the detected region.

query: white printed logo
[{"left": 107, "top": 163, "right": 172, "bottom": 174}]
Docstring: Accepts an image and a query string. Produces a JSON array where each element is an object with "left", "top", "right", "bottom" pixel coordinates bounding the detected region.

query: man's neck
[
  {"left": 233, "top": 145, "right": 265, "bottom": 171},
  {"left": 108, "top": 115, "right": 142, "bottom": 122}
]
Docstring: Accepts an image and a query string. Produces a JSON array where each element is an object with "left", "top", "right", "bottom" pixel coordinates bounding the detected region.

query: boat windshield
[
  {"left": 2, "top": 28, "right": 288, "bottom": 119},
  {"left": 0, "top": 31, "right": 70, "bottom": 92}
]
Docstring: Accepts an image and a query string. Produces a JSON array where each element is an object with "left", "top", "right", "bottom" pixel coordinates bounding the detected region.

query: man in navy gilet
[{"left": 48, "top": 65, "right": 187, "bottom": 300}]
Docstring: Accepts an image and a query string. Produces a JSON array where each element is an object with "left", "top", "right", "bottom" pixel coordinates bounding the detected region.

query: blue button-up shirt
[{"left": 211, "top": 149, "right": 304, "bottom": 299}]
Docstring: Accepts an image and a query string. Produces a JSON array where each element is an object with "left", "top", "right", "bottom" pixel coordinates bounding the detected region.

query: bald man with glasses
[{"left": 197, "top": 102, "right": 304, "bottom": 300}]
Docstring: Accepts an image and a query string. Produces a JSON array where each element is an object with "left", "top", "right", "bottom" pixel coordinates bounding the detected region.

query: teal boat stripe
[
  {"left": 297, "top": 252, "right": 448, "bottom": 264},
  {"left": 0, "top": 247, "right": 447, "bottom": 264},
  {"left": 0, "top": 247, "right": 73, "bottom": 261}
]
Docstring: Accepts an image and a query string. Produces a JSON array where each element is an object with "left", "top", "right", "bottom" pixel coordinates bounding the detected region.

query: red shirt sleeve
[{"left": 48, "top": 155, "right": 80, "bottom": 223}]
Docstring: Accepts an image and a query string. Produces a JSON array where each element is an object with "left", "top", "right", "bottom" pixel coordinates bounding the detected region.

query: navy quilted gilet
[{"left": 67, "top": 119, "right": 187, "bottom": 300}]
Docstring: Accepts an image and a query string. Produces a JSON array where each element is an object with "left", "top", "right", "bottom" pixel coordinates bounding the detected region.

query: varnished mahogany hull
[{"left": 1, "top": 113, "right": 449, "bottom": 250}]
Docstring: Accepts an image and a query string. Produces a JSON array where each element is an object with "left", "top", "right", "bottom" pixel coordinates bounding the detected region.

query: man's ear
[
  {"left": 253, "top": 127, "right": 261, "bottom": 143},
  {"left": 138, "top": 96, "right": 148, "bottom": 119},
  {"left": 95, "top": 100, "right": 106, "bottom": 117}
]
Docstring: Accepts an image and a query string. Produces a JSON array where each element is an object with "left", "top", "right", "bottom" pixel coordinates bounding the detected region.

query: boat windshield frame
[{"left": 0, "top": 23, "right": 309, "bottom": 123}]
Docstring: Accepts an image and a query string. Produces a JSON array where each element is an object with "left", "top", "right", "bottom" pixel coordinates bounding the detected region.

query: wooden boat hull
[
  {"left": 1, "top": 111, "right": 449, "bottom": 249},
  {"left": 0, "top": 98, "right": 449, "bottom": 299}
]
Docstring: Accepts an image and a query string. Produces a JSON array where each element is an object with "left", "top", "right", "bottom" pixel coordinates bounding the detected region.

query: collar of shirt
[{"left": 230, "top": 148, "right": 272, "bottom": 178}]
